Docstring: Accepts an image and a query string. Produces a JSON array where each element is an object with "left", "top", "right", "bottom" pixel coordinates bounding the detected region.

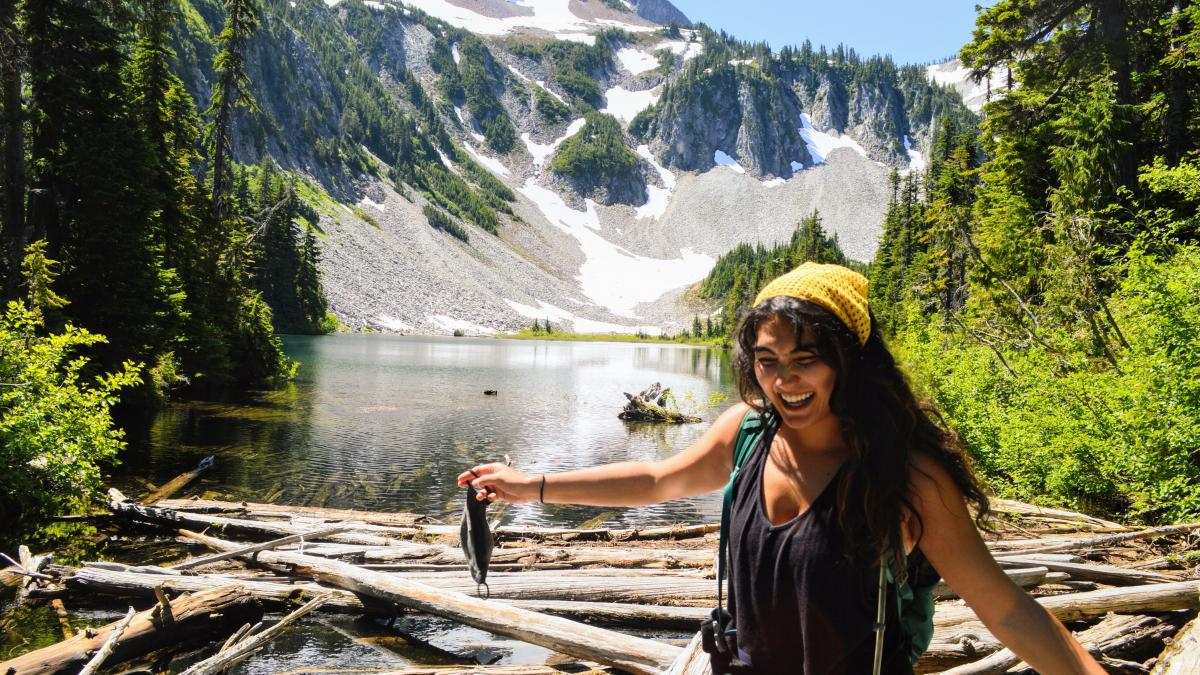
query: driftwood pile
[
  {"left": 2, "top": 479, "right": 1198, "bottom": 674},
  {"left": 617, "top": 384, "right": 701, "bottom": 424}
]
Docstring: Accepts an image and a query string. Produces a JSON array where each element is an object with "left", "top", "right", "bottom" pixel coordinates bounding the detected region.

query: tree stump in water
[{"left": 617, "top": 383, "right": 701, "bottom": 424}]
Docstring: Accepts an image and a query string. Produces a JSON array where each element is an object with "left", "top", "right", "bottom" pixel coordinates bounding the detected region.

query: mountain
[{"left": 169, "top": 0, "right": 978, "bottom": 336}]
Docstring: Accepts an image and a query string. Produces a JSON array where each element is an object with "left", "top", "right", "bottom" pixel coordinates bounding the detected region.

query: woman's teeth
[{"left": 781, "top": 392, "right": 814, "bottom": 407}]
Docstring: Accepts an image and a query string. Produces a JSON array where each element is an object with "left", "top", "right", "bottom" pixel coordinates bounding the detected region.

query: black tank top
[{"left": 728, "top": 417, "right": 914, "bottom": 675}]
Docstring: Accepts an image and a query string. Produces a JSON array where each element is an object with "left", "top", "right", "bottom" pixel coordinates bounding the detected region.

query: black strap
[{"left": 716, "top": 410, "right": 776, "bottom": 637}]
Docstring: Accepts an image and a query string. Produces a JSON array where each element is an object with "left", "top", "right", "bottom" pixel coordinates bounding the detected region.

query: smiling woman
[{"left": 458, "top": 262, "right": 1105, "bottom": 675}]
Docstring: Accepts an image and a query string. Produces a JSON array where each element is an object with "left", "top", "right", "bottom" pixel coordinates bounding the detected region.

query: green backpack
[{"left": 719, "top": 410, "right": 937, "bottom": 667}]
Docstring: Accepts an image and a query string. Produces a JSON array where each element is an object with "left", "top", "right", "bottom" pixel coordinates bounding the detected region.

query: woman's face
[{"left": 753, "top": 315, "right": 840, "bottom": 438}]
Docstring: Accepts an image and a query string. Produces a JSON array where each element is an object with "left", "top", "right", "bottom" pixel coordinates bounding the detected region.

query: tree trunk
[
  {"left": 0, "top": 0, "right": 25, "bottom": 287},
  {"left": 0, "top": 586, "right": 263, "bottom": 675}
]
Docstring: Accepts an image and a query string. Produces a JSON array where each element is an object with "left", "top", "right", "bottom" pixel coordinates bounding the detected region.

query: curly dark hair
[{"left": 733, "top": 295, "right": 992, "bottom": 568}]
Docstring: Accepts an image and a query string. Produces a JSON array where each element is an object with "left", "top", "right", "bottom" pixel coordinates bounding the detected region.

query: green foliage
[
  {"left": 699, "top": 210, "right": 851, "bottom": 333},
  {"left": 522, "top": 32, "right": 620, "bottom": 110},
  {"left": 0, "top": 301, "right": 141, "bottom": 528},
  {"left": 423, "top": 203, "right": 470, "bottom": 242},
  {"left": 548, "top": 112, "right": 639, "bottom": 183},
  {"left": 891, "top": 245, "right": 1200, "bottom": 522},
  {"left": 20, "top": 241, "right": 69, "bottom": 324},
  {"left": 535, "top": 86, "right": 571, "bottom": 123}
]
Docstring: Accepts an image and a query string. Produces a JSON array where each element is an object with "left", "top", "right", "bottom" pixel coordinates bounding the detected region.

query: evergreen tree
[
  {"left": 206, "top": 0, "right": 260, "bottom": 223},
  {"left": 692, "top": 315, "right": 702, "bottom": 338},
  {"left": 1, "top": 0, "right": 25, "bottom": 289}
]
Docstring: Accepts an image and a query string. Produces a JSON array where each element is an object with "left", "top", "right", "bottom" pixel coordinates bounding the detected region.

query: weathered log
[
  {"left": 49, "top": 599, "right": 72, "bottom": 640},
  {"left": 932, "top": 567, "right": 1049, "bottom": 600},
  {"left": 170, "top": 526, "right": 351, "bottom": 570},
  {"left": 155, "top": 498, "right": 428, "bottom": 527},
  {"left": 77, "top": 607, "right": 134, "bottom": 675},
  {"left": 989, "top": 499, "right": 1127, "bottom": 530},
  {"left": 60, "top": 565, "right": 365, "bottom": 613},
  {"left": 663, "top": 631, "right": 707, "bottom": 675},
  {"left": 988, "top": 522, "right": 1200, "bottom": 555},
  {"left": 499, "top": 599, "right": 710, "bottom": 629},
  {"left": 1151, "top": 613, "right": 1200, "bottom": 674},
  {"left": 939, "top": 613, "right": 1185, "bottom": 675},
  {"left": 177, "top": 594, "right": 331, "bottom": 675},
  {"left": 144, "top": 456, "right": 214, "bottom": 504},
  {"left": 184, "top": 530, "right": 681, "bottom": 674},
  {"left": 617, "top": 385, "right": 701, "bottom": 424},
  {"left": 113, "top": 490, "right": 718, "bottom": 543},
  {"left": 0, "top": 586, "right": 263, "bottom": 675},
  {"left": 991, "top": 555, "right": 1177, "bottom": 586},
  {"left": 294, "top": 541, "right": 714, "bottom": 569},
  {"left": 934, "top": 581, "right": 1200, "bottom": 630}
]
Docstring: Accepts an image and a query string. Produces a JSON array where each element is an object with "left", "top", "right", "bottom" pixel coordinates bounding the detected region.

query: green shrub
[
  {"left": 0, "top": 301, "right": 141, "bottom": 528},
  {"left": 535, "top": 87, "right": 571, "bottom": 123},
  {"left": 424, "top": 203, "right": 470, "bottom": 242},
  {"left": 890, "top": 245, "right": 1200, "bottom": 523},
  {"left": 548, "top": 112, "right": 639, "bottom": 182}
]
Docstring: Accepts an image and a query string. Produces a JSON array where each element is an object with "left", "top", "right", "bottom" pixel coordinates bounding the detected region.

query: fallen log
[
  {"left": 177, "top": 594, "right": 331, "bottom": 675},
  {"left": 991, "top": 555, "right": 1177, "bottom": 586},
  {"left": 293, "top": 541, "right": 714, "bottom": 569},
  {"left": 183, "top": 530, "right": 681, "bottom": 674},
  {"left": 155, "top": 498, "right": 429, "bottom": 527},
  {"left": 0, "top": 586, "right": 263, "bottom": 675},
  {"left": 934, "top": 581, "right": 1200, "bottom": 630},
  {"left": 939, "top": 613, "right": 1185, "bottom": 675},
  {"left": 144, "top": 456, "right": 215, "bottom": 504},
  {"left": 77, "top": 607, "right": 134, "bottom": 675},
  {"left": 170, "top": 526, "right": 351, "bottom": 570},
  {"left": 663, "top": 631, "right": 707, "bottom": 675},
  {"left": 617, "top": 384, "right": 701, "bottom": 424},
  {"left": 988, "top": 522, "right": 1200, "bottom": 555},
  {"left": 499, "top": 599, "right": 710, "bottom": 629},
  {"left": 59, "top": 565, "right": 365, "bottom": 613},
  {"left": 113, "top": 490, "right": 718, "bottom": 544},
  {"left": 989, "top": 499, "right": 1127, "bottom": 530},
  {"left": 1151, "top": 613, "right": 1200, "bottom": 674}
]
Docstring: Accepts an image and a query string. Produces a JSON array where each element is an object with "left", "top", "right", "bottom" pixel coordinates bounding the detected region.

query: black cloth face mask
[{"left": 460, "top": 470, "right": 494, "bottom": 595}]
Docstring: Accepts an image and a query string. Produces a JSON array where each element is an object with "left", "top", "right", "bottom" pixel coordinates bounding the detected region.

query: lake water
[
  {"left": 3, "top": 335, "right": 741, "bottom": 668},
  {"left": 123, "top": 334, "right": 739, "bottom": 527}
]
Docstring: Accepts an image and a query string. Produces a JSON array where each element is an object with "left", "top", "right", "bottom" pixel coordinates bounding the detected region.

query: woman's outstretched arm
[
  {"left": 909, "top": 454, "right": 1104, "bottom": 674},
  {"left": 455, "top": 402, "right": 753, "bottom": 506}
]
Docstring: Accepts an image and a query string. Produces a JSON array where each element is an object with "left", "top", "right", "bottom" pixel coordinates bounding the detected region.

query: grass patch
[{"left": 501, "top": 329, "right": 726, "bottom": 346}]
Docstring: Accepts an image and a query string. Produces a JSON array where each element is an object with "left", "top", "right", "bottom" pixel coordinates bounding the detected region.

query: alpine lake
[{"left": 2, "top": 334, "right": 740, "bottom": 671}]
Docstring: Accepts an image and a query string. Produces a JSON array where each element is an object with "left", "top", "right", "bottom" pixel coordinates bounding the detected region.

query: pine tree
[
  {"left": 692, "top": 315, "right": 702, "bottom": 338},
  {"left": 1, "top": 0, "right": 26, "bottom": 289},
  {"left": 206, "top": 0, "right": 260, "bottom": 223}
]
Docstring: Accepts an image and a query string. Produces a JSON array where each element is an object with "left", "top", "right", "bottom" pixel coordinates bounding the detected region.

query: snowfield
[
  {"left": 616, "top": 47, "right": 660, "bottom": 74},
  {"left": 714, "top": 150, "right": 746, "bottom": 174},
  {"left": 799, "top": 114, "right": 868, "bottom": 164},
  {"left": 379, "top": 0, "right": 653, "bottom": 37},
  {"left": 601, "top": 86, "right": 660, "bottom": 123},
  {"left": 518, "top": 178, "right": 715, "bottom": 318}
]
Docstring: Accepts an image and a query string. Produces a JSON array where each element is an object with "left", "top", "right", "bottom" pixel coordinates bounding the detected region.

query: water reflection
[{"left": 119, "top": 335, "right": 738, "bottom": 528}]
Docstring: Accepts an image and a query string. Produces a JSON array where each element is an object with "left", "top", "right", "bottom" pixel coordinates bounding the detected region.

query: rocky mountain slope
[{"left": 171, "top": 0, "right": 978, "bottom": 336}]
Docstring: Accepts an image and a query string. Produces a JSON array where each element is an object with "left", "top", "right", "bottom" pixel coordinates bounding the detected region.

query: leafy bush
[
  {"left": 0, "top": 302, "right": 141, "bottom": 528},
  {"left": 891, "top": 245, "right": 1200, "bottom": 522}
]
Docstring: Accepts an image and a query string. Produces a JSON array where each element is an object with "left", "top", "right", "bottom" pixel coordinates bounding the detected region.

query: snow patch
[
  {"left": 555, "top": 33, "right": 596, "bottom": 45},
  {"left": 762, "top": 177, "right": 786, "bottom": 188},
  {"left": 903, "top": 135, "right": 925, "bottom": 173},
  {"left": 430, "top": 314, "right": 497, "bottom": 335},
  {"left": 636, "top": 185, "right": 671, "bottom": 220},
  {"left": 454, "top": 106, "right": 465, "bottom": 124},
  {"left": 464, "top": 142, "right": 510, "bottom": 177},
  {"left": 714, "top": 150, "right": 745, "bottom": 174},
  {"left": 360, "top": 196, "right": 386, "bottom": 212},
  {"left": 601, "top": 86, "right": 659, "bottom": 123},
  {"left": 521, "top": 117, "right": 586, "bottom": 167},
  {"left": 451, "top": 42, "right": 461, "bottom": 64},
  {"left": 377, "top": 315, "right": 412, "bottom": 331},
  {"left": 634, "top": 144, "right": 676, "bottom": 220},
  {"left": 799, "top": 113, "right": 868, "bottom": 164},
  {"left": 518, "top": 178, "right": 715, "bottom": 317},
  {"left": 655, "top": 40, "right": 702, "bottom": 61},
  {"left": 616, "top": 47, "right": 659, "bottom": 75},
  {"left": 436, "top": 148, "right": 454, "bottom": 169}
]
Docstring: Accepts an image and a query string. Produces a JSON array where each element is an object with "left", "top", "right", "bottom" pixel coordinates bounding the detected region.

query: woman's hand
[{"left": 456, "top": 463, "right": 539, "bottom": 503}]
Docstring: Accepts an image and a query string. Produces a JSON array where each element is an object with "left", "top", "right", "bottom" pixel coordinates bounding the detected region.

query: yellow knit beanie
[{"left": 752, "top": 262, "right": 871, "bottom": 345}]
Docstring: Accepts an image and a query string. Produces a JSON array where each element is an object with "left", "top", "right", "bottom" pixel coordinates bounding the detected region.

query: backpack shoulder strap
[{"left": 716, "top": 408, "right": 771, "bottom": 633}]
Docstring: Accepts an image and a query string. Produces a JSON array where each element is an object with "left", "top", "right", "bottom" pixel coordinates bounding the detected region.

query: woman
[{"left": 458, "top": 263, "right": 1102, "bottom": 674}]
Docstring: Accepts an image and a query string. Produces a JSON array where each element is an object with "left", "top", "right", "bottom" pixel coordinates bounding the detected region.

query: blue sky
[{"left": 668, "top": 1, "right": 996, "bottom": 66}]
